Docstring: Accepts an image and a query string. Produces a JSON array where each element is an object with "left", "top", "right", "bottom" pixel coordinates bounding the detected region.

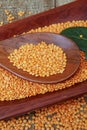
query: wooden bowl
[{"left": 0, "top": 32, "right": 80, "bottom": 83}]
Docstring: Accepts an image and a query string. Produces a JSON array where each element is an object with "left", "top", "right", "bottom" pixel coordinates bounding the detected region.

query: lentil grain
[
  {"left": 0, "top": 20, "right": 87, "bottom": 129},
  {"left": 8, "top": 42, "right": 67, "bottom": 77}
]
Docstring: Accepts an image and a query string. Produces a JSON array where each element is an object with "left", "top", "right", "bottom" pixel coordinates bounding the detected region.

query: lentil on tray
[
  {"left": 0, "top": 97, "right": 87, "bottom": 129},
  {"left": 0, "top": 20, "right": 87, "bottom": 101},
  {"left": 0, "top": 20, "right": 87, "bottom": 130}
]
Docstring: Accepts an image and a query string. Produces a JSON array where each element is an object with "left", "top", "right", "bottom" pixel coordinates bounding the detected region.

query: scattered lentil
[
  {"left": 0, "top": 21, "right": 3, "bottom": 26},
  {"left": 4, "top": 10, "right": 15, "bottom": 22},
  {"left": 80, "top": 34, "right": 83, "bottom": 38},
  {"left": 7, "top": 14, "right": 15, "bottom": 22},
  {"left": 29, "top": 11, "right": 32, "bottom": 15},
  {"left": 18, "top": 11, "right": 25, "bottom": 17},
  {"left": 8, "top": 42, "right": 67, "bottom": 77},
  {"left": 0, "top": 97, "right": 86, "bottom": 130},
  {"left": 4, "top": 10, "right": 10, "bottom": 15}
]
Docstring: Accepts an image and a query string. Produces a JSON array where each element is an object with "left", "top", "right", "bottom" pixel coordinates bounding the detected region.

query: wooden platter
[{"left": 0, "top": 0, "right": 87, "bottom": 120}]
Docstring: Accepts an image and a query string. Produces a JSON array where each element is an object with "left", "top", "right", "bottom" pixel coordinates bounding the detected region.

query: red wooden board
[{"left": 0, "top": 0, "right": 87, "bottom": 120}]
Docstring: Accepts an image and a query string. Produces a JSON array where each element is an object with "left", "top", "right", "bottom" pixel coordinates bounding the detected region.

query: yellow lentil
[
  {"left": 4, "top": 10, "right": 15, "bottom": 23},
  {"left": 8, "top": 42, "right": 67, "bottom": 77},
  {"left": 7, "top": 14, "right": 15, "bottom": 22},
  {"left": 18, "top": 11, "right": 25, "bottom": 17},
  {"left": 0, "top": 21, "right": 4, "bottom": 26},
  {"left": 0, "top": 20, "right": 87, "bottom": 101},
  {"left": 29, "top": 11, "right": 32, "bottom": 15},
  {"left": 4, "top": 10, "right": 10, "bottom": 15},
  {"left": 80, "top": 34, "right": 83, "bottom": 38},
  {"left": 0, "top": 97, "right": 86, "bottom": 130}
]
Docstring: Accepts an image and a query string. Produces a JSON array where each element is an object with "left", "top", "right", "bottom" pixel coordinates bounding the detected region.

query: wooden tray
[{"left": 0, "top": 0, "right": 87, "bottom": 120}]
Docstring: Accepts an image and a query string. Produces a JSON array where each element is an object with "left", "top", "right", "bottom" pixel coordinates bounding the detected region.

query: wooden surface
[
  {"left": 0, "top": 81, "right": 87, "bottom": 120},
  {"left": 0, "top": 0, "right": 87, "bottom": 120},
  {"left": 0, "top": 0, "right": 74, "bottom": 24},
  {"left": 0, "top": 32, "right": 80, "bottom": 83}
]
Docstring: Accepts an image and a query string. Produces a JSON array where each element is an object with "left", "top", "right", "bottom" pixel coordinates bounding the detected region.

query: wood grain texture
[
  {"left": 0, "top": 32, "right": 80, "bottom": 83},
  {"left": 0, "top": 0, "right": 87, "bottom": 120}
]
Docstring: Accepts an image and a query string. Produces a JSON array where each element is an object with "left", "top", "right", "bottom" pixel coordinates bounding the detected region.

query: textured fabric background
[{"left": 0, "top": 0, "right": 74, "bottom": 24}]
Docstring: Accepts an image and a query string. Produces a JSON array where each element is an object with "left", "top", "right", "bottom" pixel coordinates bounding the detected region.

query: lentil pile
[
  {"left": 0, "top": 96, "right": 87, "bottom": 130},
  {"left": 0, "top": 20, "right": 87, "bottom": 101},
  {"left": 8, "top": 42, "right": 67, "bottom": 77},
  {"left": 0, "top": 20, "right": 87, "bottom": 129}
]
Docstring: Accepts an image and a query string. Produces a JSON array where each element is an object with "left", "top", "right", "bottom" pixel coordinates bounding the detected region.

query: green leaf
[{"left": 60, "top": 27, "right": 87, "bottom": 59}]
